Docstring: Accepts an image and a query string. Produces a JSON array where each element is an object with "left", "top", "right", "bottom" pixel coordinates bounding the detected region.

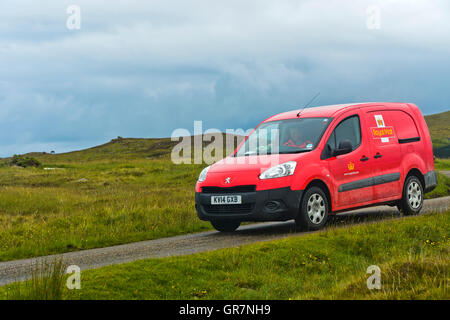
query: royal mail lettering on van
[{"left": 371, "top": 126, "right": 395, "bottom": 139}]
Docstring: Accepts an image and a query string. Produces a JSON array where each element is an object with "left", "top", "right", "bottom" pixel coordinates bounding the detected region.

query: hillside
[
  {"left": 26, "top": 137, "right": 179, "bottom": 163},
  {"left": 34, "top": 109, "right": 448, "bottom": 161},
  {"left": 18, "top": 133, "right": 245, "bottom": 164},
  {"left": 0, "top": 110, "right": 448, "bottom": 163},
  {"left": 424, "top": 110, "right": 450, "bottom": 158}
]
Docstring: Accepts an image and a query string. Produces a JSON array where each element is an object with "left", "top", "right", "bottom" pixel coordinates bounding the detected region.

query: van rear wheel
[
  {"left": 398, "top": 175, "right": 424, "bottom": 215},
  {"left": 295, "top": 186, "right": 329, "bottom": 231},
  {"left": 211, "top": 220, "right": 240, "bottom": 232}
]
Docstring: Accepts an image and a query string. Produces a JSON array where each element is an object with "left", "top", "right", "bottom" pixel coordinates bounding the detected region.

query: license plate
[{"left": 211, "top": 195, "right": 242, "bottom": 205}]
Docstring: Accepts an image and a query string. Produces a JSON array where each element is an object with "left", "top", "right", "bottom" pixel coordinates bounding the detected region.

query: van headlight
[
  {"left": 198, "top": 166, "right": 211, "bottom": 182},
  {"left": 259, "top": 161, "right": 297, "bottom": 180}
]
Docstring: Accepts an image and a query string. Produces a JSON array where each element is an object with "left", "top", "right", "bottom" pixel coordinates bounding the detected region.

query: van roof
[{"left": 266, "top": 102, "right": 413, "bottom": 121}]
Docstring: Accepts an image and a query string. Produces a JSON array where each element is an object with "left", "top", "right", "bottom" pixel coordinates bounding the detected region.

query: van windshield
[{"left": 235, "top": 117, "right": 332, "bottom": 156}]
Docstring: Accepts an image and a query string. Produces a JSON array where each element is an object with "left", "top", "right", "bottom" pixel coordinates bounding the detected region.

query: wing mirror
[{"left": 333, "top": 140, "right": 353, "bottom": 156}]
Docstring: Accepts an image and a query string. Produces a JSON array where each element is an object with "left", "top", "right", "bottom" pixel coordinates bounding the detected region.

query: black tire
[
  {"left": 398, "top": 175, "right": 424, "bottom": 216},
  {"left": 295, "top": 186, "right": 329, "bottom": 231},
  {"left": 211, "top": 220, "right": 240, "bottom": 232}
]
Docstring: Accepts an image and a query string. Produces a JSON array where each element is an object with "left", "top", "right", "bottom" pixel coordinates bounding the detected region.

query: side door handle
[
  {"left": 374, "top": 153, "right": 382, "bottom": 159},
  {"left": 360, "top": 156, "right": 369, "bottom": 162}
]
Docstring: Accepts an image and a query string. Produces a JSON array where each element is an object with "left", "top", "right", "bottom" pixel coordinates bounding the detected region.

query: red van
[{"left": 195, "top": 103, "right": 437, "bottom": 232}]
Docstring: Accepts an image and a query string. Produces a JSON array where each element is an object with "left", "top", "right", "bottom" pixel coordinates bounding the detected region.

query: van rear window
[{"left": 366, "top": 110, "right": 419, "bottom": 145}]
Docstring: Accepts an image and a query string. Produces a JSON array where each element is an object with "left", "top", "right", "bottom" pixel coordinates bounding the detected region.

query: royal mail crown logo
[
  {"left": 347, "top": 161, "right": 355, "bottom": 171},
  {"left": 374, "top": 115, "right": 385, "bottom": 128}
]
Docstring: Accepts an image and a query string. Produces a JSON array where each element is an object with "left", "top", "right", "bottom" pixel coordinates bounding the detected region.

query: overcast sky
[{"left": 0, "top": 0, "right": 449, "bottom": 157}]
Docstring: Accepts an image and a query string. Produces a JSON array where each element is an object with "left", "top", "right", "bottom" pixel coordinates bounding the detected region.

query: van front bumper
[{"left": 195, "top": 187, "right": 303, "bottom": 222}]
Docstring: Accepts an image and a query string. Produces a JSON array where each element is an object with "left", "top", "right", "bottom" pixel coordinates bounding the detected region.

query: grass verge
[
  {"left": 2, "top": 210, "right": 445, "bottom": 300},
  {"left": 0, "top": 157, "right": 448, "bottom": 263},
  {"left": 426, "top": 171, "right": 450, "bottom": 199},
  {"left": 0, "top": 159, "right": 210, "bottom": 262},
  {"left": 434, "top": 158, "right": 450, "bottom": 171},
  {"left": 0, "top": 144, "right": 448, "bottom": 262},
  {"left": 4, "top": 258, "right": 67, "bottom": 300}
]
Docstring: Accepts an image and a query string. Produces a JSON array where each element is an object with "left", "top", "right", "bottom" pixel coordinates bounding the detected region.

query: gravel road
[
  {"left": 440, "top": 170, "right": 450, "bottom": 178},
  {"left": 1, "top": 196, "right": 449, "bottom": 286}
]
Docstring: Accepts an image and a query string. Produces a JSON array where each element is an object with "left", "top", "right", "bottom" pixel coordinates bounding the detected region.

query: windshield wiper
[
  {"left": 278, "top": 149, "right": 312, "bottom": 154},
  {"left": 236, "top": 149, "right": 311, "bottom": 156}
]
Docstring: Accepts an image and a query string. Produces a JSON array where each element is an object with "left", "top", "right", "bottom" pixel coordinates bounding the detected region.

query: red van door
[
  {"left": 324, "top": 111, "right": 375, "bottom": 208},
  {"left": 361, "top": 107, "right": 404, "bottom": 201}
]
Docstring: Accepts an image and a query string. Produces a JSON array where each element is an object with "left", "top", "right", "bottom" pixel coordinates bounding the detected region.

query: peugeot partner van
[{"left": 195, "top": 103, "right": 437, "bottom": 232}]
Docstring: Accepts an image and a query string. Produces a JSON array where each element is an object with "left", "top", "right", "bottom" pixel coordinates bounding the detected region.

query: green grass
[
  {"left": 428, "top": 158, "right": 450, "bottom": 199},
  {"left": 3, "top": 210, "right": 446, "bottom": 300},
  {"left": 0, "top": 147, "right": 448, "bottom": 262},
  {"left": 4, "top": 259, "right": 67, "bottom": 300},
  {"left": 426, "top": 172, "right": 450, "bottom": 199},
  {"left": 434, "top": 158, "right": 450, "bottom": 171},
  {"left": 0, "top": 130, "right": 447, "bottom": 263},
  {"left": 0, "top": 158, "right": 211, "bottom": 262},
  {"left": 0, "top": 134, "right": 245, "bottom": 262}
]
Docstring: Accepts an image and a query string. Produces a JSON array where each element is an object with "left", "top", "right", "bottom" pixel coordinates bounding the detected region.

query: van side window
[
  {"left": 326, "top": 130, "right": 336, "bottom": 151},
  {"left": 324, "top": 115, "right": 361, "bottom": 158}
]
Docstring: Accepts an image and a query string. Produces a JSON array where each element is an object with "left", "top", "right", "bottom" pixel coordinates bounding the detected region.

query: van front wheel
[
  {"left": 399, "top": 175, "right": 424, "bottom": 215},
  {"left": 211, "top": 220, "right": 240, "bottom": 232},
  {"left": 295, "top": 187, "right": 329, "bottom": 231}
]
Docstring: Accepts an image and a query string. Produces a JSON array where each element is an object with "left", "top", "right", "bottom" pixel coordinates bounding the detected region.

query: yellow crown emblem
[{"left": 347, "top": 161, "right": 355, "bottom": 171}]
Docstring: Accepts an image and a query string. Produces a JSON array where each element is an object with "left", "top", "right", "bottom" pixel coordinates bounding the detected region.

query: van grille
[
  {"left": 201, "top": 185, "right": 256, "bottom": 194},
  {"left": 202, "top": 204, "right": 254, "bottom": 214}
]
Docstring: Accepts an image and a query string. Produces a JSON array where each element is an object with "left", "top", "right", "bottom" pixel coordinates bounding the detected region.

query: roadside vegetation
[
  {"left": 2, "top": 210, "right": 447, "bottom": 300},
  {"left": 0, "top": 135, "right": 243, "bottom": 262},
  {"left": 426, "top": 171, "right": 450, "bottom": 199},
  {"left": 63, "top": 211, "right": 450, "bottom": 300},
  {"left": 3, "top": 259, "right": 67, "bottom": 300},
  {"left": 428, "top": 158, "right": 450, "bottom": 199},
  {"left": 0, "top": 136, "right": 448, "bottom": 262},
  {"left": 0, "top": 158, "right": 208, "bottom": 262},
  {"left": 434, "top": 158, "right": 450, "bottom": 171}
]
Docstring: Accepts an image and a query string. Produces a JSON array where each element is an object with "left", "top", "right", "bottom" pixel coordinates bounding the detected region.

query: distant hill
[
  {"left": 424, "top": 110, "right": 450, "bottom": 158},
  {"left": 1, "top": 110, "right": 448, "bottom": 164},
  {"left": 19, "top": 133, "right": 245, "bottom": 163}
]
